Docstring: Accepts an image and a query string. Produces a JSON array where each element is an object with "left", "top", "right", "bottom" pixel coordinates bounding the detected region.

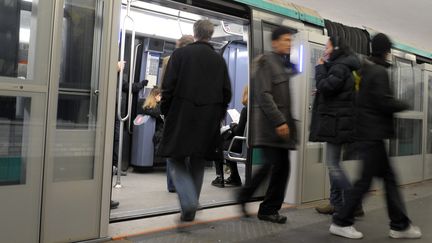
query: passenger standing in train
[
  {"left": 159, "top": 20, "right": 232, "bottom": 222},
  {"left": 309, "top": 36, "right": 364, "bottom": 217},
  {"left": 142, "top": 87, "right": 175, "bottom": 192},
  {"left": 237, "top": 27, "right": 297, "bottom": 224},
  {"left": 211, "top": 85, "right": 248, "bottom": 188},
  {"left": 330, "top": 33, "right": 422, "bottom": 239}
]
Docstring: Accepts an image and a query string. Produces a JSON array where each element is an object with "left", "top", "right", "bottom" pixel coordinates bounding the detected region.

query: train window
[
  {"left": 391, "top": 58, "right": 423, "bottom": 111},
  {"left": 0, "top": 96, "right": 32, "bottom": 186},
  {"left": 390, "top": 118, "right": 422, "bottom": 157},
  {"left": 56, "top": 0, "right": 98, "bottom": 130},
  {"left": 0, "top": 0, "right": 34, "bottom": 79},
  {"left": 427, "top": 73, "right": 432, "bottom": 153}
]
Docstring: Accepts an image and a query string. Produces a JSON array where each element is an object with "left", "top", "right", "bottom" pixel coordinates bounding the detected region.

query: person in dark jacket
[
  {"left": 212, "top": 86, "right": 248, "bottom": 188},
  {"left": 309, "top": 36, "right": 364, "bottom": 216},
  {"left": 160, "top": 20, "right": 232, "bottom": 222},
  {"left": 142, "top": 87, "right": 175, "bottom": 192},
  {"left": 237, "top": 27, "right": 297, "bottom": 224},
  {"left": 330, "top": 33, "right": 422, "bottom": 239}
]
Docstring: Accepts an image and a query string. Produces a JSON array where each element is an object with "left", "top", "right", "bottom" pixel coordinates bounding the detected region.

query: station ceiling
[{"left": 289, "top": 0, "right": 432, "bottom": 53}]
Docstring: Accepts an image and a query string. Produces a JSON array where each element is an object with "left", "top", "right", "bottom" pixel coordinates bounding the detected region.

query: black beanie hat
[
  {"left": 371, "top": 33, "right": 392, "bottom": 57},
  {"left": 272, "top": 26, "right": 295, "bottom": 41}
]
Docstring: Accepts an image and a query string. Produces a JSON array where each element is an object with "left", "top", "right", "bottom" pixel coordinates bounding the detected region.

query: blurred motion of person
[
  {"left": 330, "top": 33, "right": 422, "bottom": 240},
  {"left": 237, "top": 26, "right": 297, "bottom": 224}
]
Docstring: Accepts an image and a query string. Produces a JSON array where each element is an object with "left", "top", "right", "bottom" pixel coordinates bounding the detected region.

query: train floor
[
  {"left": 110, "top": 164, "right": 247, "bottom": 220},
  {"left": 108, "top": 180, "right": 432, "bottom": 242}
]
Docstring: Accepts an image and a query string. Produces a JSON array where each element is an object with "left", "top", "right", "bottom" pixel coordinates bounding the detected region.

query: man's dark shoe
[
  {"left": 211, "top": 176, "right": 224, "bottom": 188},
  {"left": 257, "top": 213, "right": 287, "bottom": 224},
  {"left": 110, "top": 200, "right": 119, "bottom": 209},
  {"left": 225, "top": 176, "right": 242, "bottom": 187}
]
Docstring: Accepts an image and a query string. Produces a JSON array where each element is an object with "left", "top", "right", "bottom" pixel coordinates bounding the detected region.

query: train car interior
[{"left": 110, "top": 0, "right": 250, "bottom": 221}]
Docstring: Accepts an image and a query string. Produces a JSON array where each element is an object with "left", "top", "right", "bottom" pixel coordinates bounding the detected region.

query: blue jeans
[
  {"left": 166, "top": 162, "right": 175, "bottom": 192},
  {"left": 326, "top": 143, "right": 352, "bottom": 210},
  {"left": 167, "top": 157, "right": 205, "bottom": 219}
]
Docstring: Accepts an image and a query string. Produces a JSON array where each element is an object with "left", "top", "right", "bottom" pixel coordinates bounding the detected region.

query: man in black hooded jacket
[{"left": 330, "top": 33, "right": 422, "bottom": 239}]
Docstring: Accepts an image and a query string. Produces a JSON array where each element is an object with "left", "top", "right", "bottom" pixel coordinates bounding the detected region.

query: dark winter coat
[
  {"left": 354, "top": 57, "right": 408, "bottom": 140},
  {"left": 159, "top": 41, "right": 232, "bottom": 158},
  {"left": 250, "top": 52, "right": 298, "bottom": 149},
  {"left": 309, "top": 53, "right": 361, "bottom": 144},
  {"left": 143, "top": 103, "right": 164, "bottom": 155}
]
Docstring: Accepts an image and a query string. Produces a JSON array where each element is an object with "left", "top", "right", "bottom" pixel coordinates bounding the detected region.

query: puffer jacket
[{"left": 309, "top": 52, "right": 361, "bottom": 144}]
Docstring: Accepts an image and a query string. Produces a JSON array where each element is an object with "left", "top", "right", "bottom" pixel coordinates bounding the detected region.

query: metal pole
[{"left": 114, "top": 0, "right": 135, "bottom": 189}]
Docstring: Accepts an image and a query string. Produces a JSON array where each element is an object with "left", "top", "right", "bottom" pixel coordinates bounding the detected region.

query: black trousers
[
  {"left": 333, "top": 140, "right": 411, "bottom": 230},
  {"left": 215, "top": 160, "right": 241, "bottom": 180},
  {"left": 239, "top": 147, "right": 290, "bottom": 215}
]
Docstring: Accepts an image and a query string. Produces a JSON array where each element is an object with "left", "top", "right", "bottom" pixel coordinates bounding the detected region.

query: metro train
[{"left": 1, "top": 0, "right": 432, "bottom": 242}]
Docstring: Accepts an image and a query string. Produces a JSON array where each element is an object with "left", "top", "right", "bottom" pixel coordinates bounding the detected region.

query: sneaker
[
  {"left": 211, "top": 176, "right": 224, "bottom": 188},
  {"left": 316, "top": 204, "right": 335, "bottom": 215},
  {"left": 329, "top": 224, "right": 363, "bottom": 239},
  {"left": 257, "top": 213, "right": 287, "bottom": 224},
  {"left": 389, "top": 225, "right": 422, "bottom": 239},
  {"left": 225, "top": 176, "right": 242, "bottom": 187}
]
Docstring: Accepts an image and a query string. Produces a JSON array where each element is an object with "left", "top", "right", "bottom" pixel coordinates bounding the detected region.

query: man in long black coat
[
  {"left": 160, "top": 20, "right": 232, "bottom": 222},
  {"left": 330, "top": 33, "right": 422, "bottom": 239}
]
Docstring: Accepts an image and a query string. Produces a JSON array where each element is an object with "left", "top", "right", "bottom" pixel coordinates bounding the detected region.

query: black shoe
[
  {"left": 211, "top": 176, "right": 224, "bottom": 188},
  {"left": 257, "top": 213, "right": 287, "bottom": 224},
  {"left": 110, "top": 200, "right": 119, "bottom": 209},
  {"left": 225, "top": 176, "right": 242, "bottom": 187},
  {"left": 180, "top": 211, "right": 196, "bottom": 222},
  {"left": 168, "top": 189, "right": 176, "bottom": 193}
]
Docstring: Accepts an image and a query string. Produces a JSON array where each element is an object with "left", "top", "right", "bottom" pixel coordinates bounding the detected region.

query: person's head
[
  {"left": 176, "top": 35, "right": 194, "bottom": 48},
  {"left": 371, "top": 33, "right": 392, "bottom": 59},
  {"left": 241, "top": 85, "right": 249, "bottom": 106},
  {"left": 143, "top": 87, "right": 161, "bottom": 109},
  {"left": 271, "top": 27, "right": 294, "bottom": 55},
  {"left": 326, "top": 36, "right": 351, "bottom": 60},
  {"left": 193, "top": 20, "right": 214, "bottom": 42}
]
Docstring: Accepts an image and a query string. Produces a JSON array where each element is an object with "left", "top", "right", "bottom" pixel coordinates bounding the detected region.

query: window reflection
[
  {"left": 390, "top": 119, "right": 422, "bottom": 157},
  {"left": 391, "top": 58, "right": 423, "bottom": 111},
  {"left": 0, "top": 96, "right": 31, "bottom": 185},
  {"left": 0, "top": 0, "right": 33, "bottom": 79}
]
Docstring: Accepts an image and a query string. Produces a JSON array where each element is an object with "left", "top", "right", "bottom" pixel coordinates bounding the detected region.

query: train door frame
[{"left": 103, "top": 0, "right": 254, "bottom": 225}]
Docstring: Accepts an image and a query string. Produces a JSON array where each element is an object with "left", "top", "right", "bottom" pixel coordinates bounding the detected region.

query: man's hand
[{"left": 276, "top": 123, "right": 290, "bottom": 139}]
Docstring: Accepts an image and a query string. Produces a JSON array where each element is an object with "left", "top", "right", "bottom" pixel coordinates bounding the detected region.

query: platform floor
[
  {"left": 108, "top": 180, "right": 432, "bottom": 242},
  {"left": 111, "top": 164, "right": 246, "bottom": 220}
]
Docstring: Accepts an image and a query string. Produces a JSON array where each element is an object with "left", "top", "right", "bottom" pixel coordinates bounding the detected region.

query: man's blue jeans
[
  {"left": 326, "top": 143, "right": 352, "bottom": 211},
  {"left": 167, "top": 157, "right": 205, "bottom": 220}
]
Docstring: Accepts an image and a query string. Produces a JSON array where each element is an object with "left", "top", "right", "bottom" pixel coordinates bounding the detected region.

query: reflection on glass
[
  {"left": 53, "top": 0, "right": 98, "bottom": 182},
  {"left": 56, "top": 94, "right": 90, "bottom": 129},
  {"left": 60, "top": 0, "right": 96, "bottom": 90},
  {"left": 391, "top": 58, "right": 423, "bottom": 111},
  {"left": 428, "top": 74, "right": 432, "bottom": 153},
  {"left": 0, "top": 96, "right": 31, "bottom": 185},
  {"left": 0, "top": 0, "right": 33, "bottom": 79},
  {"left": 390, "top": 119, "right": 422, "bottom": 156}
]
